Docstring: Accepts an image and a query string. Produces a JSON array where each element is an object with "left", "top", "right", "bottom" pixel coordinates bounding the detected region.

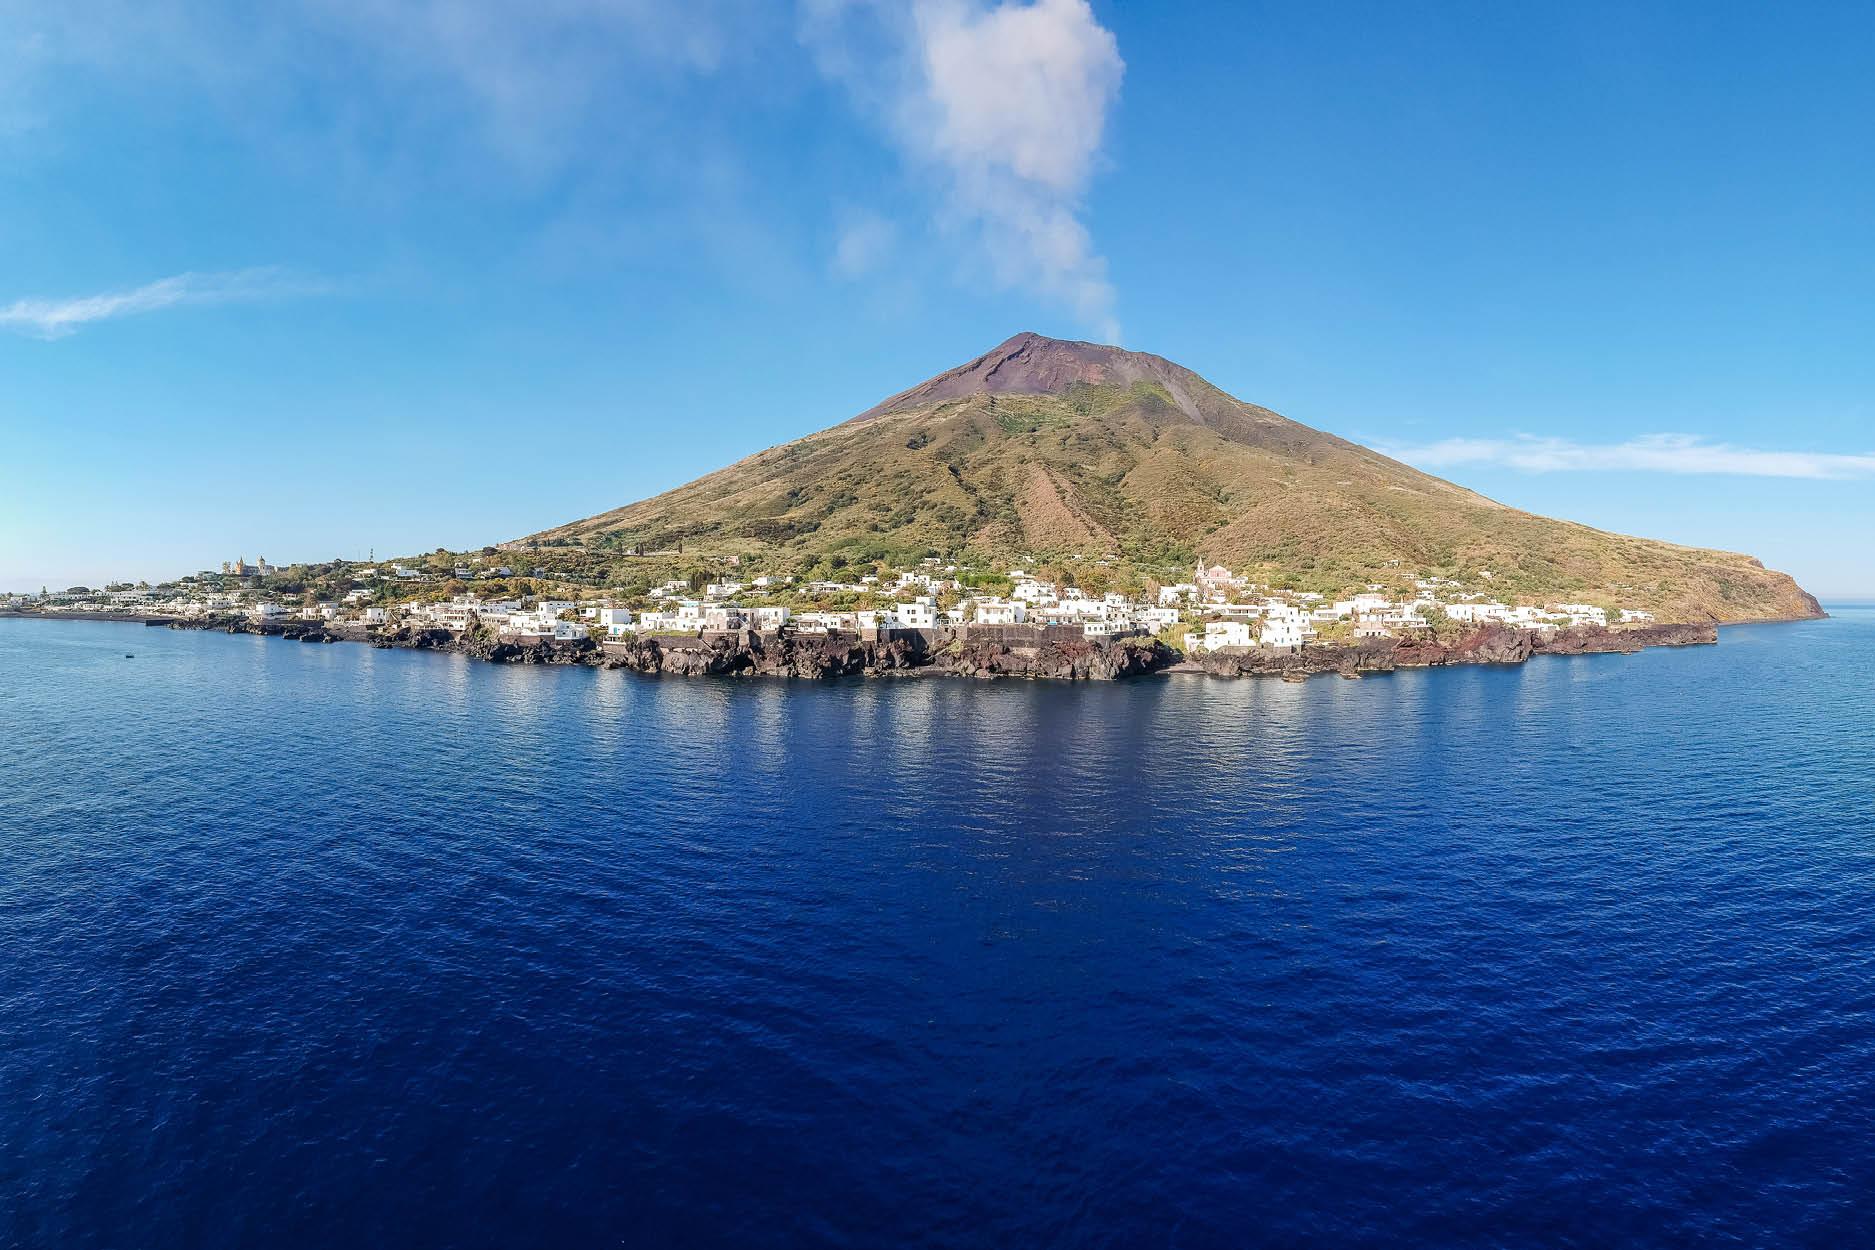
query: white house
[
  {"left": 1555, "top": 603, "right": 1609, "bottom": 627},
  {"left": 1211, "top": 602, "right": 1264, "bottom": 620},
  {"left": 1260, "top": 609, "right": 1311, "bottom": 650},
  {"left": 1012, "top": 579, "right": 1057, "bottom": 604},
  {"left": 792, "top": 611, "right": 858, "bottom": 634},
  {"left": 501, "top": 613, "right": 552, "bottom": 640},
  {"left": 893, "top": 600, "right": 938, "bottom": 628},
  {"left": 972, "top": 599, "right": 1028, "bottom": 626},
  {"left": 1505, "top": 606, "right": 1560, "bottom": 629},
  {"left": 1446, "top": 602, "right": 1511, "bottom": 624},
  {"left": 1330, "top": 593, "right": 1392, "bottom": 618},
  {"left": 1041, "top": 595, "right": 1104, "bottom": 623},
  {"left": 597, "top": 606, "right": 634, "bottom": 638},
  {"left": 1203, "top": 620, "right": 1254, "bottom": 650},
  {"left": 748, "top": 606, "right": 791, "bottom": 631},
  {"left": 433, "top": 600, "right": 482, "bottom": 631}
]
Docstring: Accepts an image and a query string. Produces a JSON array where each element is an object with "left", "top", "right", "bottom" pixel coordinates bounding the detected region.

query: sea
[{"left": 2, "top": 610, "right": 1872, "bottom": 1249}]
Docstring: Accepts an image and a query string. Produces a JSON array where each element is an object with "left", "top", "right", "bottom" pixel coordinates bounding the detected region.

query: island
[{"left": 3, "top": 333, "right": 1822, "bottom": 682}]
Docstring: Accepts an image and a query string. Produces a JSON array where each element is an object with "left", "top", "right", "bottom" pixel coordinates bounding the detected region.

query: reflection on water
[{"left": 0, "top": 614, "right": 1873, "bottom": 1249}]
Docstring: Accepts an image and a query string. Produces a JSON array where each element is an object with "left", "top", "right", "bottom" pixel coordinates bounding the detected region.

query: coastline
[
  {"left": 0, "top": 609, "right": 1787, "bottom": 682},
  {"left": 1719, "top": 611, "right": 1831, "bottom": 626}
]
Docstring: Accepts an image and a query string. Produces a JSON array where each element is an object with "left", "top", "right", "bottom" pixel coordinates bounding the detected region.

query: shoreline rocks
[
  {"left": 165, "top": 616, "right": 1181, "bottom": 681},
  {"left": 595, "top": 630, "right": 1178, "bottom": 681},
  {"left": 1196, "top": 621, "right": 1717, "bottom": 680},
  {"left": 112, "top": 614, "right": 1728, "bottom": 683}
]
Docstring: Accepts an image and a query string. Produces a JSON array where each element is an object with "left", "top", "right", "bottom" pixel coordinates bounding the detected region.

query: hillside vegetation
[{"left": 523, "top": 333, "right": 1820, "bottom": 622}]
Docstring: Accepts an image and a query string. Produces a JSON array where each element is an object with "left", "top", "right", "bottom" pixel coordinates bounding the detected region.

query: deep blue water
[{"left": 2, "top": 612, "right": 1873, "bottom": 1248}]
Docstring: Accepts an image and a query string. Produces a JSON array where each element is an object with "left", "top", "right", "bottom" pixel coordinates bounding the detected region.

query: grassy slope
[{"left": 528, "top": 373, "right": 1819, "bottom": 623}]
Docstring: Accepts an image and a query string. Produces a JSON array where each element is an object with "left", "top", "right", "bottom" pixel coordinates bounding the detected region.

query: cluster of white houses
[{"left": 10, "top": 558, "right": 1656, "bottom": 653}]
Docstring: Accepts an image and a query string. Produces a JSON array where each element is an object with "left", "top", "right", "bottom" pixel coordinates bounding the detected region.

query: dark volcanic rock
[
  {"left": 596, "top": 631, "right": 1176, "bottom": 682},
  {"left": 456, "top": 633, "right": 597, "bottom": 665},
  {"left": 1533, "top": 621, "right": 1716, "bottom": 654},
  {"left": 1200, "top": 638, "right": 1401, "bottom": 679},
  {"left": 933, "top": 635, "right": 1175, "bottom": 680},
  {"left": 280, "top": 621, "right": 341, "bottom": 643},
  {"left": 850, "top": 332, "right": 1213, "bottom": 424},
  {"left": 1196, "top": 621, "right": 1718, "bottom": 681},
  {"left": 157, "top": 614, "right": 1717, "bottom": 684}
]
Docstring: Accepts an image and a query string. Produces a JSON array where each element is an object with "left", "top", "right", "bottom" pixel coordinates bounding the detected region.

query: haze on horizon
[{"left": 2, "top": 1, "right": 1871, "bottom": 597}]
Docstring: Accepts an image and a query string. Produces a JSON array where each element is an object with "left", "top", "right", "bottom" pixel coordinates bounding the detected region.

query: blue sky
[{"left": 3, "top": 0, "right": 1870, "bottom": 596}]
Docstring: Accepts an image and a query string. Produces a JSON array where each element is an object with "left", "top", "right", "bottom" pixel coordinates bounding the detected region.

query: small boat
[{"left": 125, "top": 654, "right": 134, "bottom": 659}]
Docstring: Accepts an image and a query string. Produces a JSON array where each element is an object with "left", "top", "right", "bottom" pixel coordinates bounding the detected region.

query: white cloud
[
  {"left": 1382, "top": 433, "right": 1875, "bottom": 480},
  {"left": 0, "top": 269, "right": 324, "bottom": 340},
  {"left": 9, "top": 1, "right": 1127, "bottom": 331},
  {"left": 803, "top": 0, "right": 1125, "bottom": 342},
  {"left": 917, "top": 0, "right": 1120, "bottom": 196}
]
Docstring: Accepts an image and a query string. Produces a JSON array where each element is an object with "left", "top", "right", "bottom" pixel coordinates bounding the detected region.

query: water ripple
[{"left": 0, "top": 613, "right": 1872, "bottom": 1248}]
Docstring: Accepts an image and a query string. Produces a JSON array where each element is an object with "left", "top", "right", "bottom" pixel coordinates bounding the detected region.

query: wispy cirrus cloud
[
  {"left": 2, "top": 1, "right": 802, "bottom": 293},
  {"left": 802, "top": 0, "right": 1126, "bottom": 342},
  {"left": 9, "top": 1, "right": 1130, "bottom": 336},
  {"left": 0, "top": 268, "right": 324, "bottom": 340},
  {"left": 1382, "top": 433, "right": 1875, "bottom": 480}
]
